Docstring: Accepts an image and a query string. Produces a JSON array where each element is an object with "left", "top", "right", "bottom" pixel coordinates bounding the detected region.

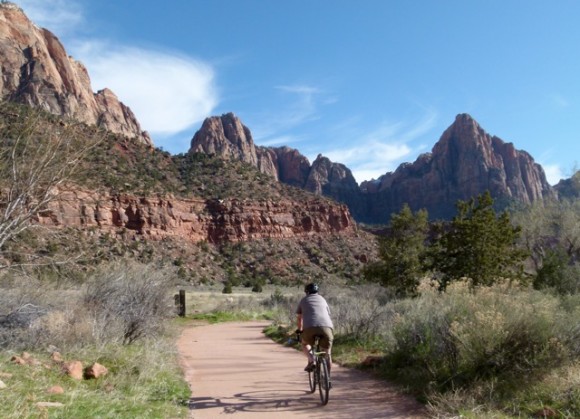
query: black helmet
[{"left": 305, "top": 283, "right": 319, "bottom": 294}]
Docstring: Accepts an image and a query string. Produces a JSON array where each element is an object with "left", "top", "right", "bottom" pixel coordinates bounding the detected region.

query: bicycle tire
[
  {"left": 308, "top": 366, "right": 316, "bottom": 393},
  {"left": 318, "top": 356, "right": 330, "bottom": 405}
]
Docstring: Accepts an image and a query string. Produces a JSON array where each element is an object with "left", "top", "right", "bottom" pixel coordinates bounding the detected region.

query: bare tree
[{"left": 0, "top": 103, "right": 102, "bottom": 267}]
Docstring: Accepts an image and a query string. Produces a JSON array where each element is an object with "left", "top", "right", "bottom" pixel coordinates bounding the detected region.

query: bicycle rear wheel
[{"left": 318, "top": 357, "right": 330, "bottom": 405}]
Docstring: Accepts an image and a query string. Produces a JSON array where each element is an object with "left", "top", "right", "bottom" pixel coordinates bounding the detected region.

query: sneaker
[{"left": 304, "top": 362, "right": 315, "bottom": 372}]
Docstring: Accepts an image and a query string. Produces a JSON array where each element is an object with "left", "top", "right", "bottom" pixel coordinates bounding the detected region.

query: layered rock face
[
  {"left": 0, "top": 3, "right": 152, "bottom": 146},
  {"left": 35, "top": 189, "right": 355, "bottom": 243},
  {"left": 190, "top": 113, "right": 260, "bottom": 168},
  {"left": 360, "top": 114, "right": 554, "bottom": 221}
]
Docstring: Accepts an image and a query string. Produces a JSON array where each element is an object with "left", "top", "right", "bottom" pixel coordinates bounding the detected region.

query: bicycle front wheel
[{"left": 318, "top": 357, "right": 330, "bottom": 405}]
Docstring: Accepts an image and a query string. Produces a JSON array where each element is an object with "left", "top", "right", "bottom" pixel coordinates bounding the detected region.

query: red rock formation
[
  {"left": 304, "top": 155, "right": 365, "bottom": 219},
  {"left": 269, "top": 146, "right": 311, "bottom": 187},
  {"left": 35, "top": 189, "right": 355, "bottom": 244},
  {"left": 0, "top": 3, "right": 152, "bottom": 146},
  {"left": 189, "top": 113, "right": 264, "bottom": 171},
  {"left": 190, "top": 112, "right": 554, "bottom": 223},
  {"left": 361, "top": 114, "right": 555, "bottom": 222},
  {"left": 189, "top": 114, "right": 363, "bottom": 215}
]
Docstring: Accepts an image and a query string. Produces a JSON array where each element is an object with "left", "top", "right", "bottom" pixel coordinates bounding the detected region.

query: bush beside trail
[
  {"left": 262, "top": 280, "right": 580, "bottom": 418},
  {"left": 0, "top": 262, "right": 190, "bottom": 418}
]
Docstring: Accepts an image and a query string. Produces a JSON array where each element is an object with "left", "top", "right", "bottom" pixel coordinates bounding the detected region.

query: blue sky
[{"left": 16, "top": 0, "right": 580, "bottom": 185}]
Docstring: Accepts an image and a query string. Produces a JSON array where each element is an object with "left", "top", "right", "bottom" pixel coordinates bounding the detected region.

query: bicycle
[{"left": 296, "top": 330, "right": 331, "bottom": 405}]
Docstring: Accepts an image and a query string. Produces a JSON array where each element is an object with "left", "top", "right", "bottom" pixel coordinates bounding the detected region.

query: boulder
[
  {"left": 84, "top": 362, "right": 108, "bottom": 379},
  {"left": 62, "top": 361, "right": 83, "bottom": 380}
]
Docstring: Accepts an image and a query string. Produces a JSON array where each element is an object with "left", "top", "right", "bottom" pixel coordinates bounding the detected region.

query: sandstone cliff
[
  {"left": 0, "top": 2, "right": 152, "bottom": 146},
  {"left": 35, "top": 189, "right": 355, "bottom": 244},
  {"left": 305, "top": 155, "right": 365, "bottom": 219}
]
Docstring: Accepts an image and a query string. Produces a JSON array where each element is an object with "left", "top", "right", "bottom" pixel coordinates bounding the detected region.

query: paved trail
[{"left": 177, "top": 321, "right": 427, "bottom": 418}]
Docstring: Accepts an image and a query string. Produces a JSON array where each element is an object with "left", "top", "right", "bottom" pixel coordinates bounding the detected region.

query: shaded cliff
[{"left": 360, "top": 114, "right": 555, "bottom": 221}]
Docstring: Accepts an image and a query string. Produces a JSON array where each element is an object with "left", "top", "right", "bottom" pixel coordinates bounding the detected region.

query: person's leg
[
  {"left": 302, "top": 342, "right": 313, "bottom": 362},
  {"left": 320, "top": 327, "right": 334, "bottom": 372},
  {"left": 301, "top": 328, "right": 315, "bottom": 370}
]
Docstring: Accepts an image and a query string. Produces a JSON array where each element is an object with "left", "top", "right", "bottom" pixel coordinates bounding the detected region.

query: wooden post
[{"left": 178, "top": 289, "right": 186, "bottom": 317}]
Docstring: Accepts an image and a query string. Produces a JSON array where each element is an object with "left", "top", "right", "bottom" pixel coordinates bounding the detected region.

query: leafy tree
[
  {"left": 515, "top": 199, "right": 580, "bottom": 272},
  {"left": 430, "top": 191, "right": 527, "bottom": 288},
  {"left": 363, "top": 204, "right": 429, "bottom": 297}
]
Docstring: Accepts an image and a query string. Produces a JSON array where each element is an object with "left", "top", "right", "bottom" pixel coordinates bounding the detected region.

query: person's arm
[{"left": 296, "top": 313, "right": 303, "bottom": 331}]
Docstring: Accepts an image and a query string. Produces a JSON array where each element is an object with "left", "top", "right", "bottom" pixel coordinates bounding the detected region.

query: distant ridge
[{"left": 189, "top": 112, "right": 555, "bottom": 223}]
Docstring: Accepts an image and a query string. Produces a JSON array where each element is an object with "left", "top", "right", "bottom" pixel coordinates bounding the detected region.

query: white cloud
[
  {"left": 252, "top": 84, "right": 325, "bottom": 143},
  {"left": 320, "top": 111, "right": 437, "bottom": 183},
  {"left": 550, "top": 93, "right": 570, "bottom": 108},
  {"left": 542, "top": 164, "right": 564, "bottom": 185},
  {"left": 73, "top": 43, "right": 218, "bottom": 136},
  {"left": 257, "top": 135, "right": 303, "bottom": 148},
  {"left": 17, "top": 0, "right": 219, "bottom": 144},
  {"left": 325, "top": 141, "right": 413, "bottom": 184}
]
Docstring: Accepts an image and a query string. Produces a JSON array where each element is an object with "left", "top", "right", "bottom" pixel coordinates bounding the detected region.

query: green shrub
[
  {"left": 327, "top": 284, "right": 393, "bottom": 341},
  {"left": 384, "top": 279, "right": 578, "bottom": 393}
]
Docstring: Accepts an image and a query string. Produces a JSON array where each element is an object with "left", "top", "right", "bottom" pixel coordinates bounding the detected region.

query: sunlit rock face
[
  {"left": 36, "top": 189, "right": 356, "bottom": 244},
  {"left": 189, "top": 114, "right": 365, "bottom": 217},
  {"left": 0, "top": 3, "right": 152, "bottom": 146}
]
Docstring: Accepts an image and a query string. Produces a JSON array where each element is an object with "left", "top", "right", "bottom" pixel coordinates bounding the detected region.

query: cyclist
[{"left": 296, "top": 283, "right": 334, "bottom": 373}]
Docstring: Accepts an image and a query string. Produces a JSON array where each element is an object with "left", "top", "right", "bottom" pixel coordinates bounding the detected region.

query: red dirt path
[{"left": 177, "top": 321, "right": 427, "bottom": 418}]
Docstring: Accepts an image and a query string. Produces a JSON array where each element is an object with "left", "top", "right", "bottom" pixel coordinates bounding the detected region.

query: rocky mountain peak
[
  {"left": 359, "top": 113, "right": 555, "bottom": 222},
  {"left": 0, "top": 3, "right": 152, "bottom": 146},
  {"left": 189, "top": 113, "right": 258, "bottom": 166}
]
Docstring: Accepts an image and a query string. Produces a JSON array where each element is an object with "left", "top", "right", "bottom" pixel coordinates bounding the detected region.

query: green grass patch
[
  {"left": 263, "top": 324, "right": 290, "bottom": 343},
  {"left": 0, "top": 339, "right": 190, "bottom": 419}
]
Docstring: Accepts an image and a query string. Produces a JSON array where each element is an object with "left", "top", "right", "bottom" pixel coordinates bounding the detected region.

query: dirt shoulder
[{"left": 177, "top": 320, "right": 427, "bottom": 418}]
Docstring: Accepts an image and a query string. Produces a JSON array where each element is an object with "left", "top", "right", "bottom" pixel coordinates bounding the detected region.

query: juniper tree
[
  {"left": 430, "top": 190, "right": 527, "bottom": 288},
  {"left": 363, "top": 204, "right": 429, "bottom": 297}
]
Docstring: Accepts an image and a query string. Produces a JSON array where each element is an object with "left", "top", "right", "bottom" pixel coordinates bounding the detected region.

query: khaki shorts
[{"left": 302, "top": 326, "right": 334, "bottom": 352}]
